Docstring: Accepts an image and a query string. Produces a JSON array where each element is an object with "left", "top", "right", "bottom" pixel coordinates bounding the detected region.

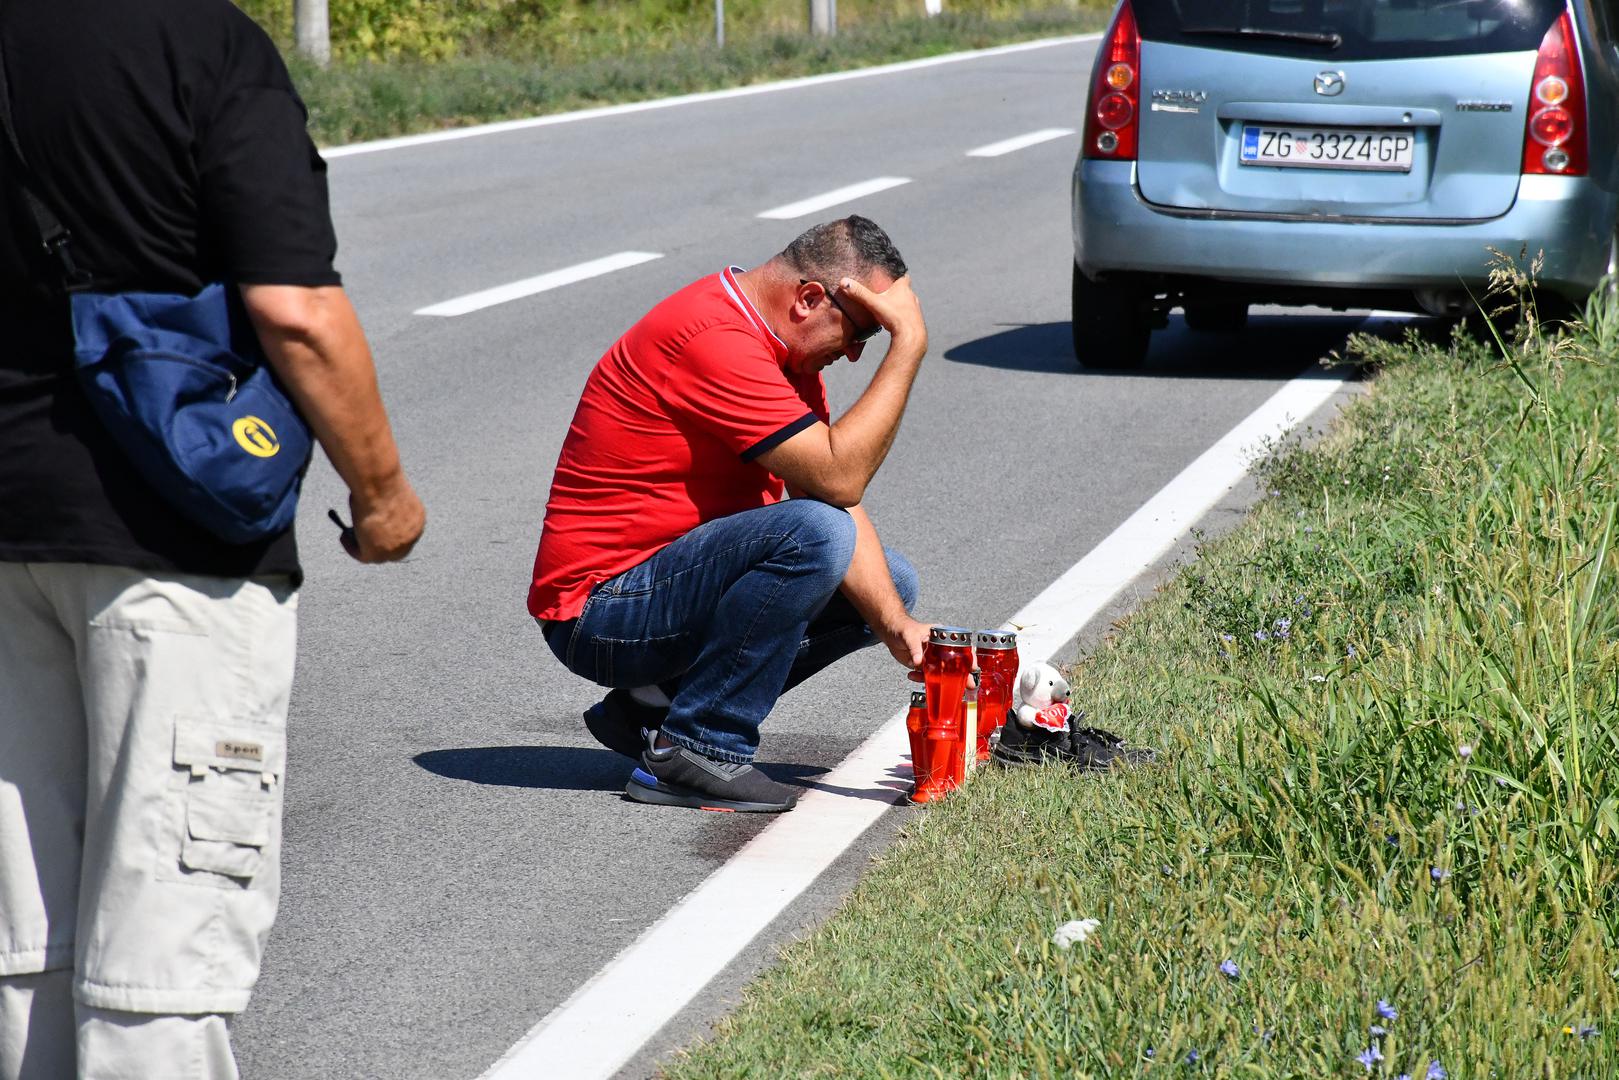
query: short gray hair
[{"left": 780, "top": 216, "right": 907, "bottom": 286}]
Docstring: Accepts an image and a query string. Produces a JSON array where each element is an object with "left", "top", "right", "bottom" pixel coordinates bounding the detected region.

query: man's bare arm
[
  {"left": 842, "top": 504, "right": 930, "bottom": 669},
  {"left": 240, "top": 284, "right": 425, "bottom": 563},
  {"left": 755, "top": 275, "right": 927, "bottom": 506}
]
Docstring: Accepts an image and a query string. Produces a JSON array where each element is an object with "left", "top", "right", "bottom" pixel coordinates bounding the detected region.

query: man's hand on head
[{"left": 837, "top": 274, "right": 927, "bottom": 356}]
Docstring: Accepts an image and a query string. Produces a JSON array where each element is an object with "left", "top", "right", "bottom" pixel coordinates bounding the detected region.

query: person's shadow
[{"left": 414, "top": 746, "right": 830, "bottom": 793}]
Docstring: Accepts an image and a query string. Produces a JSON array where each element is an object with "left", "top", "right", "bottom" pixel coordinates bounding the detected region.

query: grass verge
[
  {"left": 661, "top": 273, "right": 1619, "bottom": 1077},
  {"left": 288, "top": 7, "right": 1104, "bottom": 147}
]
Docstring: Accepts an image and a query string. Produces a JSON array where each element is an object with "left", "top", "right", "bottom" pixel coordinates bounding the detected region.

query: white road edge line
[
  {"left": 966, "top": 127, "right": 1076, "bottom": 158},
  {"left": 756, "top": 178, "right": 912, "bottom": 221},
  {"left": 322, "top": 35, "right": 1103, "bottom": 160},
  {"left": 476, "top": 368, "right": 1351, "bottom": 1080},
  {"left": 414, "top": 251, "right": 663, "bottom": 317}
]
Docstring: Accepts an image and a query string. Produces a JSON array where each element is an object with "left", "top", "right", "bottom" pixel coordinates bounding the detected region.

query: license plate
[{"left": 1240, "top": 124, "right": 1414, "bottom": 172}]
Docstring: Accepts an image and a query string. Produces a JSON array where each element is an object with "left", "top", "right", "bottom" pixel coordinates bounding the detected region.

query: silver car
[{"left": 1070, "top": 0, "right": 1619, "bottom": 367}]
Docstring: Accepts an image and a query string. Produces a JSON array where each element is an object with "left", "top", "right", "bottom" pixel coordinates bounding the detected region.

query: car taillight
[
  {"left": 1083, "top": 0, "right": 1141, "bottom": 161},
  {"left": 1522, "top": 10, "right": 1587, "bottom": 176}
]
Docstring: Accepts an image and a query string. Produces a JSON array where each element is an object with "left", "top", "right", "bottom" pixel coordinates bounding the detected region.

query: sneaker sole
[{"left": 625, "top": 768, "right": 797, "bottom": 813}]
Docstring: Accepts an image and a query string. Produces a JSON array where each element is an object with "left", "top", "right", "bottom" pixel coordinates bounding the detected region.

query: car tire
[
  {"left": 1182, "top": 302, "right": 1249, "bottom": 333},
  {"left": 1071, "top": 263, "right": 1150, "bottom": 369}
]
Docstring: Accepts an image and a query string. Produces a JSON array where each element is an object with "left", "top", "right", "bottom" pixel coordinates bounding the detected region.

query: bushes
[
  {"left": 278, "top": 6, "right": 1104, "bottom": 144},
  {"left": 237, "top": 0, "right": 1106, "bottom": 62}
]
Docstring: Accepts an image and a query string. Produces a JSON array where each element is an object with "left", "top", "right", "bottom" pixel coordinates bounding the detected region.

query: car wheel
[
  {"left": 1071, "top": 263, "right": 1150, "bottom": 369},
  {"left": 1182, "top": 302, "right": 1249, "bottom": 333}
]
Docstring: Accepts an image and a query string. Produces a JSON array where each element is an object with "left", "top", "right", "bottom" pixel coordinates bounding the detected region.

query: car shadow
[
  {"left": 943, "top": 313, "right": 1417, "bottom": 379},
  {"left": 414, "top": 745, "right": 830, "bottom": 793}
]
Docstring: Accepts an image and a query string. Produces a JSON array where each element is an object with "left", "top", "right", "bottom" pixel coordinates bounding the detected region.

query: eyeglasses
[{"left": 801, "top": 279, "right": 882, "bottom": 343}]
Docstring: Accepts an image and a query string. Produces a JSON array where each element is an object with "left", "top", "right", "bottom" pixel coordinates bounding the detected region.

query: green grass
[
  {"left": 279, "top": 7, "right": 1107, "bottom": 146},
  {"left": 661, "top": 268, "right": 1619, "bottom": 1078}
]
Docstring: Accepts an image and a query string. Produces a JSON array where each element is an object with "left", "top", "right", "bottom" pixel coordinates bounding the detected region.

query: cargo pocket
[{"left": 165, "top": 716, "right": 284, "bottom": 888}]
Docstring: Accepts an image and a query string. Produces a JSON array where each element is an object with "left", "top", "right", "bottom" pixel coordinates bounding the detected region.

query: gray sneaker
[{"left": 626, "top": 734, "right": 800, "bottom": 813}]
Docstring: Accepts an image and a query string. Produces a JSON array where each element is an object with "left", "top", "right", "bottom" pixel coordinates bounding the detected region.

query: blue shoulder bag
[{"left": 0, "top": 55, "right": 311, "bottom": 544}]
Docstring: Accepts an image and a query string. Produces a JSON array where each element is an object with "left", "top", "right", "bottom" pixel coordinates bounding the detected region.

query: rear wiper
[{"left": 1182, "top": 25, "right": 1343, "bottom": 48}]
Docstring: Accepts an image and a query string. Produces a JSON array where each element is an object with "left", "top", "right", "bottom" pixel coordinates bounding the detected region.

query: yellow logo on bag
[{"left": 232, "top": 417, "right": 280, "bottom": 458}]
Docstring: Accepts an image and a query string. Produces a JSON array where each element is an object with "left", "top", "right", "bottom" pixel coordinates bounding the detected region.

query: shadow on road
[
  {"left": 415, "top": 746, "right": 628, "bottom": 791},
  {"left": 415, "top": 745, "right": 831, "bottom": 792},
  {"left": 942, "top": 314, "right": 1415, "bottom": 379}
]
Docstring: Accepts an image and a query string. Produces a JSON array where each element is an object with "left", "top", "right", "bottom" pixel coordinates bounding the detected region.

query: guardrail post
[
  {"left": 294, "top": 0, "right": 331, "bottom": 66},
  {"left": 810, "top": 0, "right": 836, "bottom": 37}
]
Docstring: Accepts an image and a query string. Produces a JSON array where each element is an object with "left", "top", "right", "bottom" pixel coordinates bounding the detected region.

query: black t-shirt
[{"left": 0, "top": 0, "right": 342, "bottom": 583}]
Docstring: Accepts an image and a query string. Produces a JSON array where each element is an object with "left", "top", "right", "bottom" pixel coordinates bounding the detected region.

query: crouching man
[{"left": 529, "top": 216, "right": 930, "bottom": 812}]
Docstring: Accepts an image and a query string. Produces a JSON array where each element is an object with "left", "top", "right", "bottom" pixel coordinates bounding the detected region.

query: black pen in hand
[{"left": 327, "top": 508, "right": 360, "bottom": 559}]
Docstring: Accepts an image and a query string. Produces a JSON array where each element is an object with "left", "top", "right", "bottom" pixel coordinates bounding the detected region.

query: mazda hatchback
[{"left": 1070, "top": 0, "right": 1619, "bottom": 367}]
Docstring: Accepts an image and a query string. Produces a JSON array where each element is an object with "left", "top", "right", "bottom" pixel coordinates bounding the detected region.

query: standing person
[
  {"left": 531, "top": 216, "right": 929, "bottom": 814},
  {"left": 0, "top": 2, "right": 425, "bottom": 1077}
]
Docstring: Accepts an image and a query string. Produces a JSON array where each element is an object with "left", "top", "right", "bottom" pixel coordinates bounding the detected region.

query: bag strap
[{"left": 0, "top": 32, "right": 91, "bottom": 290}]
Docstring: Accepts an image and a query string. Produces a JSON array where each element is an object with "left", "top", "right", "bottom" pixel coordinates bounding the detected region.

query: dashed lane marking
[
  {"left": 414, "top": 252, "right": 663, "bottom": 317},
  {"left": 966, "top": 127, "right": 1076, "bottom": 157},
  {"left": 756, "top": 177, "right": 912, "bottom": 221}
]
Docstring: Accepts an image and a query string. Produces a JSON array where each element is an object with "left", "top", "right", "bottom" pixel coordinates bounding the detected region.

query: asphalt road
[{"left": 230, "top": 36, "right": 1373, "bottom": 1079}]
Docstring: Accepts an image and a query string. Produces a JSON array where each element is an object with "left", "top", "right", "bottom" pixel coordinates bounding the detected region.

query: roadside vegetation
[
  {"left": 234, "top": 0, "right": 1109, "bottom": 146},
  {"left": 663, "top": 265, "right": 1619, "bottom": 1077}
]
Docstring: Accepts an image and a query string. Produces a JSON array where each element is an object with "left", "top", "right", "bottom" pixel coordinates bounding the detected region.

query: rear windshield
[{"left": 1133, "top": 0, "right": 1566, "bottom": 60}]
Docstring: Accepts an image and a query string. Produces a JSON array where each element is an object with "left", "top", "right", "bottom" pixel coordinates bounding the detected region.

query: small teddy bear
[
  {"left": 994, "top": 661, "right": 1157, "bottom": 770},
  {"left": 1013, "top": 661, "right": 1073, "bottom": 732}
]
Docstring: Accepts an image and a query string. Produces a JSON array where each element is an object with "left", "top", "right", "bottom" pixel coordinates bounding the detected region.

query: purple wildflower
[
  {"left": 1219, "top": 959, "right": 1240, "bottom": 979},
  {"left": 1430, "top": 866, "right": 1450, "bottom": 882},
  {"left": 1347, "top": 643, "right": 1357, "bottom": 658},
  {"left": 1370, "top": 1025, "right": 1387, "bottom": 1037},
  {"left": 1254, "top": 630, "right": 1270, "bottom": 642},
  {"left": 1426, "top": 1061, "right": 1447, "bottom": 1080},
  {"left": 1356, "top": 1045, "right": 1385, "bottom": 1070},
  {"left": 1579, "top": 1025, "right": 1598, "bottom": 1039},
  {"left": 1186, "top": 1048, "right": 1200, "bottom": 1065},
  {"left": 1275, "top": 617, "right": 1292, "bottom": 640},
  {"left": 1144, "top": 1046, "right": 1154, "bottom": 1059},
  {"left": 1376, "top": 1000, "right": 1398, "bottom": 1020}
]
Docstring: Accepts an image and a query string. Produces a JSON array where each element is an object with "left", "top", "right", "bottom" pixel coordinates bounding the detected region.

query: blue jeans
[{"left": 542, "top": 500, "right": 919, "bottom": 763}]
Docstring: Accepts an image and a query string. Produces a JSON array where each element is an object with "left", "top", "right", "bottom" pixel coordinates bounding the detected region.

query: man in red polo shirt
[{"left": 530, "top": 216, "right": 929, "bottom": 812}]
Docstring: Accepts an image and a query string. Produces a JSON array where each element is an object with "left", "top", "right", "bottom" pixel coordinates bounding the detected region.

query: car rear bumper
[{"left": 1072, "top": 159, "right": 1616, "bottom": 301}]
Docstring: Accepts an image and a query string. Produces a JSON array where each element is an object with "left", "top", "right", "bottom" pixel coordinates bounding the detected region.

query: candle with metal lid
[
  {"left": 905, "top": 689, "right": 940, "bottom": 802},
  {"left": 922, "top": 626, "right": 973, "bottom": 796},
  {"left": 974, "top": 630, "right": 1019, "bottom": 762}
]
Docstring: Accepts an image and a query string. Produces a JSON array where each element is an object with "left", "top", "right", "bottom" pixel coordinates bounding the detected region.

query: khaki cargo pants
[{"left": 0, "top": 563, "right": 297, "bottom": 1080}]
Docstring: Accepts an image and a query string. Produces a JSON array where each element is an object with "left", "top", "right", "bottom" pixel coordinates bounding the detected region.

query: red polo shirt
[{"left": 528, "top": 267, "right": 829, "bottom": 621}]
